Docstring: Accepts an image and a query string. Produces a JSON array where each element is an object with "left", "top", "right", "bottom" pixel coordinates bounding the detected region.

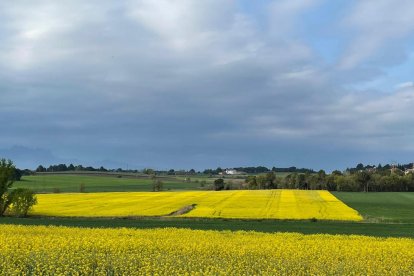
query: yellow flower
[
  {"left": 32, "top": 190, "right": 362, "bottom": 221},
  {"left": 0, "top": 224, "right": 413, "bottom": 275}
]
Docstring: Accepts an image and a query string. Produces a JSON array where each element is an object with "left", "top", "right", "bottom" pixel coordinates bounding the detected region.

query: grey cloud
[{"left": 1, "top": 1, "right": 414, "bottom": 171}]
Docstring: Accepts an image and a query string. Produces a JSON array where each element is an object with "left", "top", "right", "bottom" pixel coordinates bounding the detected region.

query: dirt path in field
[{"left": 168, "top": 204, "right": 197, "bottom": 216}]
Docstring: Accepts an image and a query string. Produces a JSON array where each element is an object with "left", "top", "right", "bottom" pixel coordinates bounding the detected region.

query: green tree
[
  {"left": 13, "top": 169, "right": 23, "bottom": 181},
  {"left": 214, "top": 178, "right": 224, "bottom": 191},
  {"left": 152, "top": 180, "right": 163, "bottom": 192},
  {"left": 245, "top": 176, "right": 257, "bottom": 189},
  {"left": 256, "top": 175, "right": 267, "bottom": 189},
  {"left": 335, "top": 175, "right": 359, "bottom": 191},
  {"left": 143, "top": 168, "right": 155, "bottom": 175},
  {"left": 331, "top": 170, "right": 342, "bottom": 176},
  {"left": 265, "top": 172, "right": 276, "bottom": 189},
  {"left": 36, "top": 165, "right": 46, "bottom": 172},
  {"left": 296, "top": 174, "right": 307, "bottom": 189},
  {"left": 9, "top": 188, "right": 37, "bottom": 217},
  {"left": 0, "top": 159, "right": 16, "bottom": 216},
  {"left": 404, "top": 173, "right": 414, "bottom": 191},
  {"left": 325, "top": 174, "right": 337, "bottom": 191},
  {"left": 308, "top": 175, "right": 319, "bottom": 190},
  {"left": 355, "top": 171, "right": 370, "bottom": 192}
]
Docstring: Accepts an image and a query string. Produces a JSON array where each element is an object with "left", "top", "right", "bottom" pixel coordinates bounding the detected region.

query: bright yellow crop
[
  {"left": 0, "top": 224, "right": 413, "bottom": 275},
  {"left": 33, "top": 190, "right": 362, "bottom": 221}
]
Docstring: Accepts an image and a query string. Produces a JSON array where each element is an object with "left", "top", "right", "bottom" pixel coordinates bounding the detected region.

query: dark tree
[
  {"left": 36, "top": 165, "right": 46, "bottom": 172},
  {"left": 356, "top": 163, "right": 364, "bottom": 170},
  {"left": 13, "top": 169, "right": 23, "bottom": 181},
  {"left": 214, "top": 178, "right": 225, "bottom": 191},
  {"left": 0, "top": 159, "right": 16, "bottom": 216},
  {"left": 143, "top": 168, "right": 155, "bottom": 175},
  {"left": 152, "top": 180, "right": 163, "bottom": 192},
  {"left": 331, "top": 170, "right": 342, "bottom": 176},
  {"left": 355, "top": 171, "right": 371, "bottom": 192},
  {"left": 245, "top": 175, "right": 257, "bottom": 189},
  {"left": 203, "top": 169, "right": 213, "bottom": 175}
]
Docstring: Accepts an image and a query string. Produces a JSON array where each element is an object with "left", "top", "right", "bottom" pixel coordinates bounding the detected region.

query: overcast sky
[{"left": 1, "top": 0, "right": 414, "bottom": 171}]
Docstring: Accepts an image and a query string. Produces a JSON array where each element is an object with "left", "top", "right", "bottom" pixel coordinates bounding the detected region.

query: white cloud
[
  {"left": 268, "top": 0, "right": 321, "bottom": 35},
  {"left": 339, "top": 0, "right": 414, "bottom": 69},
  {"left": 396, "top": 82, "right": 414, "bottom": 89},
  {"left": 125, "top": 0, "right": 233, "bottom": 51}
]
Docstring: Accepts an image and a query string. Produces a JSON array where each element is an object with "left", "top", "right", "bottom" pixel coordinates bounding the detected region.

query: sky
[{"left": 1, "top": 0, "right": 414, "bottom": 171}]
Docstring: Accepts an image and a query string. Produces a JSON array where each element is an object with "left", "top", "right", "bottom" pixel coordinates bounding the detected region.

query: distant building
[
  {"left": 224, "top": 169, "right": 241, "bottom": 175},
  {"left": 405, "top": 164, "right": 414, "bottom": 175}
]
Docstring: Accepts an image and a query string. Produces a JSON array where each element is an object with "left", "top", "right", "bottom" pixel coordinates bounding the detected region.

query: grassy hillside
[
  {"left": 15, "top": 174, "right": 203, "bottom": 193},
  {"left": 14, "top": 172, "right": 295, "bottom": 193}
]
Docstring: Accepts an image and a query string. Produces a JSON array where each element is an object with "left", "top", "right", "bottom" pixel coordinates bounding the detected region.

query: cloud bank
[{"left": 1, "top": 0, "right": 414, "bottom": 170}]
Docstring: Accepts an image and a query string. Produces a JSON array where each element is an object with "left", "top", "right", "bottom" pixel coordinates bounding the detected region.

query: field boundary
[{"left": 1, "top": 216, "right": 414, "bottom": 238}]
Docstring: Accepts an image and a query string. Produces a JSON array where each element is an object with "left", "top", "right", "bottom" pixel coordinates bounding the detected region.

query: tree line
[
  {"left": 34, "top": 163, "right": 315, "bottom": 175},
  {"left": 36, "top": 164, "right": 109, "bottom": 173},
  {"left": 26, "top": 161, "right": 414, "bottom": 192},
  {"left": 203, "top": 166, "right": 314, "bottom": 175},
  {"left": 243, "top": 169, "right": 414, "bottom": 192}
]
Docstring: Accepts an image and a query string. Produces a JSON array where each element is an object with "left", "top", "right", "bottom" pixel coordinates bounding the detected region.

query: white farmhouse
[
  {"left": 405, "top": 164, "right": 414, "bottom": 175},
  {"left": 225, "top": 169, "right": 239, "bottom": 175}
]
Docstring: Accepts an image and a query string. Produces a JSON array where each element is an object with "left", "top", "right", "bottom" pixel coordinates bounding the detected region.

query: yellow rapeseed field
[
  {"left": 0, "top": 224, "right": 413, "bottom": 275},
  {"left": 33, "top": 190, "right": 362, "bottom": 220}
]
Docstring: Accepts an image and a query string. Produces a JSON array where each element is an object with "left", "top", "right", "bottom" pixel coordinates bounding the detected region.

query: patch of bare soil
[{"left": 168, "top": 204, "right": 197, "bottom": 216}]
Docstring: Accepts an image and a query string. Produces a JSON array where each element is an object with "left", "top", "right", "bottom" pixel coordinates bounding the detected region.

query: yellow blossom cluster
[
  {"left": 0, "top": 224, "right": 413, "bottom": 275},
  {"left": 33, "top": 190, "right": 362, "bottom": 221}
]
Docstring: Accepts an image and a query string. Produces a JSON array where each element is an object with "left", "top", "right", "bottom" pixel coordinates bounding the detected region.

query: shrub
[
  {"left": 10, "top": 188, "right": 37, "bottom": 217},
  {"left": 152, "top": 180, "right": 163, "bottom": 192}
]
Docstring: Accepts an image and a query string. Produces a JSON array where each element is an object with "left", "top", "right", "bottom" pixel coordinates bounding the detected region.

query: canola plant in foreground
[
  {"left": 33, "top": 190, "right": 362, "bottom": 221},
  {"left": 0, "top": 224, "right": 413, "bottom": 275}
]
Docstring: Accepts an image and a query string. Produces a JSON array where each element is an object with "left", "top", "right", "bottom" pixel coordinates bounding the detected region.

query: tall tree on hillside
[{"left": 0, "top": 159, "right": 16, "bottom": 216}]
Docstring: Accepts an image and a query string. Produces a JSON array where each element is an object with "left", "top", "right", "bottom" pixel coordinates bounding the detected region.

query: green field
[
  {"left": 333, "top": 192, "right": 414, "bottom": 223},
  {"left": 1, "top": 217, "right": 413, "bottom": 238},
  {"left": 15, "top": 174, "right": 204, "bottom": 193}
]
